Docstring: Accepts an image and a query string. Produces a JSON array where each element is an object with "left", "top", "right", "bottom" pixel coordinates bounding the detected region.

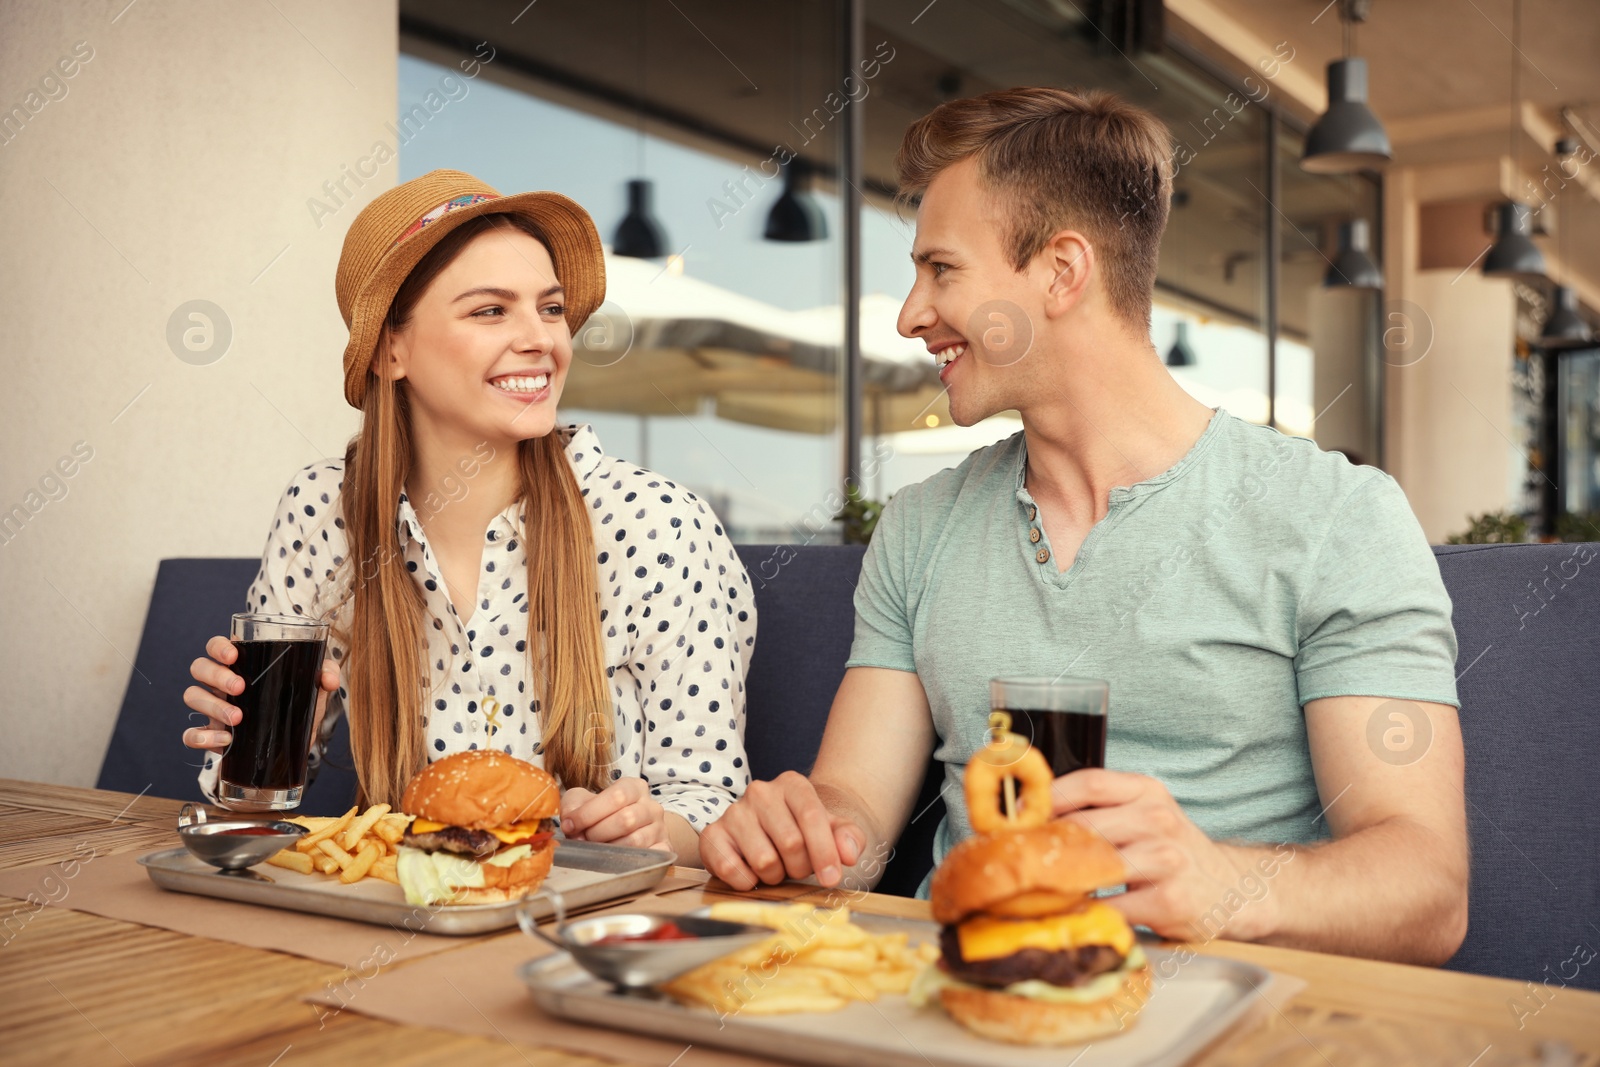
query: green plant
[
  {"left": 1554, "top": 511, "right": 1600, "bottom": 543},
  {"left": 834, "top": 484, "right": 889, "bottom": 545},
  {"left": 1445, "top": 510, "right": 1529, "bottom": 545}
]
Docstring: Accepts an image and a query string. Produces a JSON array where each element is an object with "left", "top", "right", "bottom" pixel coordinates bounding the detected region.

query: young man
[{"left": 700, "top": 88, "right": 1467, "bottom": 965}]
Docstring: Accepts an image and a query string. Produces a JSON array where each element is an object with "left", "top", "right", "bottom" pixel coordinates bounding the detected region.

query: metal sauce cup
[
  {"left": 517, "top": 889, "right": 773, "bottom": 989},
  {"left": 177, "top": 802, "right": 306, "bottom": 875}
]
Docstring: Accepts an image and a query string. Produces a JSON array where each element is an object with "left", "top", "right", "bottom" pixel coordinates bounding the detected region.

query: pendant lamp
[
  {"left": 614, "top": 179, "right": 668, "bottom": 259},
  {"left": 1484, "top": 0, "right": 1546, "bottom": 280},
  {"left": 1541, "top": 139, "right": 1593, "bottom": 348},
  {"left": 765, "top": 161, "right": 827, "bottom": 242},
  {"left": 1302, "top": 1, "right": 1391, "bottom": 173},
  {"left": 1166, "top": 321, "right": 1196, "bottom": 367},
  {"left": 613, "top": 3, "right": 669, "bottom": 259},
  {"left": 1325, "top": 218, "right": 1384, "bottom": 288},
  {"left": 764, "top": 5, "right": 825, "bottom": 243}
]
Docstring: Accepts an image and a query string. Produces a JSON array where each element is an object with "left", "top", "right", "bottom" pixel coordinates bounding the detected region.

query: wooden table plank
[
  {"left": 0, "top": 810, "right": 113, "bottom": 846},
  {"left": 3, "top": 781, "right": 1597, "bottom": 1067},
  {"left": 0, "top": 822, "right": 176, "bottom": 870},
  {"left": 0, "top": 900, "right": 630, "bottom": 1067},
  {"left": 1194, "top": 937, "right": 1600, "bottom": 1048},
  {"left": 0, "top": 779, "right": 185, "bottom": 827}
]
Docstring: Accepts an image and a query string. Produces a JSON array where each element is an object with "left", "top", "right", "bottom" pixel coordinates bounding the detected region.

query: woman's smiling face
[{"left": 386, "top": 224, "right": 573, "bottom": 447}]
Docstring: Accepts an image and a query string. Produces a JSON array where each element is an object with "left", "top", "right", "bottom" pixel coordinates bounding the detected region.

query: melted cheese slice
[
  {"left": 407, "top": 818, "right": 547, "bottom": 844},
  {"left": 489, "top": 822, "right": 550, "bottom": 844},
  {"left": 956, "top": 902, "right": 1134, "bottom": 961}
]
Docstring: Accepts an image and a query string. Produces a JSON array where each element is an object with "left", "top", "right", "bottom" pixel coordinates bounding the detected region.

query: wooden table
[{"left": 2, "top": 780, "right": 1596, "bottom": 1067}]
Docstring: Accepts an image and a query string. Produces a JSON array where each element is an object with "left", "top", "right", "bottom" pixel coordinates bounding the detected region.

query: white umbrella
[{"left": 562, "top": 257, "right": 949, "bottom": 435}]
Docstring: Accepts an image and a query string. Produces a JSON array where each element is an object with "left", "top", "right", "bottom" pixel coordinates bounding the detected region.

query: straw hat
[{"left": 334, "top": 169, "right": 606, "bottom": 409}]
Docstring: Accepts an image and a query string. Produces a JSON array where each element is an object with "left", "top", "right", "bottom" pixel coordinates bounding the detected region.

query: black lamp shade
[
  {"left": 613, "top": 179, "right": 668, "bottom": 259},
  {"left": 1541, "top": 286, "right": 1594, "bottom": 349},
  {"left": 1165, "top": 321, "right": 1196, "bottom": 367},
  {"left": 1483, "top": 201, "right": 1547, "bottom": 279},
  {"left": 1302, "top": 59, "right": 1392, "bottom": 174},
  {"left": 764, "top": 162, "right": 827, "bottom": 242},
  {"left": 1325, "top": 218, "right": 1384, "bottom": 289}
]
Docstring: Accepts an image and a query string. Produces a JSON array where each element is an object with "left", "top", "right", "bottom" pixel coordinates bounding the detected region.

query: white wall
[
  {"left": 0, "top": 1, "right": 397, "bottom": 786},
  {"left": 1388, "top": 270, "right": 1519, "bottom": 542}
]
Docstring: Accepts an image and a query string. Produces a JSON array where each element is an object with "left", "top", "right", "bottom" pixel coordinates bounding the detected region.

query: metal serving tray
[
  {"left": 138, "top": 839, "right": 673, "bottom": 936},
  {"left": 519, "top": 913, "right": 1276, "bottom": 1067}
]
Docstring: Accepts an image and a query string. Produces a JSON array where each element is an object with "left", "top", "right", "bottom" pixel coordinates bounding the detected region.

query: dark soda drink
[
  {"left": 218, "top": 636, "right": 327, "bottom": 799},
  {"left": 1003, "top": 706, "right": 1108, "bottom": 776}
]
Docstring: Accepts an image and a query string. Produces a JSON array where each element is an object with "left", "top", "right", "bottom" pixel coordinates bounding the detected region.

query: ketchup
[
  {"left": 592, "top": 921, "right": 698, "bottom": 945},
  {"left": 217, "top": 826, "right": 288, "bottom": 836}
]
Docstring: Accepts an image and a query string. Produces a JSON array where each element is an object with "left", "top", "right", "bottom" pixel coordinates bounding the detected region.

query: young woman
[{"left": 181, "top": 170, "right": 756, "bottom": 865}]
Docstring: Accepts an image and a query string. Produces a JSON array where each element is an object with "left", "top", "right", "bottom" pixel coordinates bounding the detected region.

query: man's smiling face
[{"left": 897, "top": 157, "right": 1044, "bottom": 427}]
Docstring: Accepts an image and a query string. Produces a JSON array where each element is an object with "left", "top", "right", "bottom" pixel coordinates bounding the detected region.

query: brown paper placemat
[
  {"left": 305, "top": 890, "right": 768, "bottom": 1066},
  {"left": 0, "top": 846, "right": 707, "bottom": 971},
  {"left": 302, "top": 895, "right": 1306, "bottom": 1067},
  {"left": 0, "top": 846, "right": 472, "bottom": 968}
]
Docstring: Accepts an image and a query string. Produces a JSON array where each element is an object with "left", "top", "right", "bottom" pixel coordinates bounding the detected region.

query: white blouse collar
[{"left": 393, "top": 423, "right": 604, "bottom": 549}]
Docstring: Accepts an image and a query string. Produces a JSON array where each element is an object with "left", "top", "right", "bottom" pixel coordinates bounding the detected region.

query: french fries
[
  {"left": 339, "top": 841, "right": 382, "bottom": 884},
  {"left": 294, "top": 806, "right": 356, "bottom": 852},
  {"left": 316, "top": 838, "right": 356, "bottom": 869},
  {"left": 267, "top": 805, "right": 414, "bottom": 888},
  {"left": 264, "top": 849, "right": 314, "bottom": 875},
  {"left": 661, "top": 902, "right": 940, "bottom": 1016},
  {"left": 338, "top": 803, "right": 391, "bottom": 851},
  {"left": 369, "top": 855, "right": 400, "bottom": 885}
]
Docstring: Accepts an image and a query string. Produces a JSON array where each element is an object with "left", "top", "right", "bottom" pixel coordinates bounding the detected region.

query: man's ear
[{"left": 1039, "top": 229, "right": 1094, "bottom": 319}]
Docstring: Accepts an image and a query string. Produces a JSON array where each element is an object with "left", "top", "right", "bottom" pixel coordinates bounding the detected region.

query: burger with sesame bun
[
  {"left": 394, "top": 750, "right": 560, "bottom": 906},
  {"left": 908, "top": 733, "right": 1150, "bottom": 1045}
]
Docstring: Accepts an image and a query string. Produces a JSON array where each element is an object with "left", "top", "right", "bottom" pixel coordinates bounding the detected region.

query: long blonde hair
[{"left": 327, "top": 213, "right": 613, "bottom": 807}]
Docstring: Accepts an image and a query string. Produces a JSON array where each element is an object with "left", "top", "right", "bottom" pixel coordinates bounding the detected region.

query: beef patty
[
  {"left": 939, "top": 924, "right": 1126, "bottom": 989},
  {"left": 403, "top": 818, "right": 557, "bottom": 859}
]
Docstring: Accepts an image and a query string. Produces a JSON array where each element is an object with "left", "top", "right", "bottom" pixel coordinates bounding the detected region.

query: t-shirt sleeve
[
  {"left": 845, "top": 488, "right": 917, "bottom": 673},
  {"left": 1294, "top": 472, "right": 1460, "bottom": 708}
]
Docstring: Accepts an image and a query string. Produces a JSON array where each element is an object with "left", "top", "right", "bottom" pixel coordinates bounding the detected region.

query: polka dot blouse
[{"left": 198, "top": 423, "right": 758, "bottom": 829}]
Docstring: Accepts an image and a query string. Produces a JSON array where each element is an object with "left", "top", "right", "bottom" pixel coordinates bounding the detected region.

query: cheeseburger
[
  {"left": 395, "top": 750, "right": 559, "bottom": 906},
  {"left": 910, "top": 738, "right": 1149, "bottom": 1045}
]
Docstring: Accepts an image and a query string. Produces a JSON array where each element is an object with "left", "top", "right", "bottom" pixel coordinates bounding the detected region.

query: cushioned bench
[{"left": 97, "top": 542, "right": 1599, "bottom": 989}]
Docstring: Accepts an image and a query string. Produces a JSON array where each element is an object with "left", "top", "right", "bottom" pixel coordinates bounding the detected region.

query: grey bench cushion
[
  {"left": 1432, "top": 543, "right": 1600, "bottom": 988},
  {"left": 100, "top": 541, "right": 1600, "bottom": 986}
]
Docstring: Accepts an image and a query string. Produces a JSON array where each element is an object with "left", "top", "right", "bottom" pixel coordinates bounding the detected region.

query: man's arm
[
  {"left": 1257, "top": 694, "right": 1467, "bottom": 961},
  {"left": 1053, "top": 694, "right": 1469, "bottom": 965},
  {"left": 699, "top": 666, "right": 936, "bottom": 890}
]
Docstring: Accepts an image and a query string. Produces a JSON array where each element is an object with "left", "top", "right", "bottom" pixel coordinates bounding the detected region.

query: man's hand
[
  {"left": 1052, "top": 769, "right": 1275, "bottom": 942},
  {"left": 699, "top": 771, "right": 867, "bottom": 890}
]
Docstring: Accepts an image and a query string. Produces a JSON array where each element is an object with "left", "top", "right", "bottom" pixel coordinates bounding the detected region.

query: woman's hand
[
  {"left": 560, "top": 778, "right": 671, "bottom": 852},
  {"left": 182, "top": 635, "right": 340, "bottom": 753}
]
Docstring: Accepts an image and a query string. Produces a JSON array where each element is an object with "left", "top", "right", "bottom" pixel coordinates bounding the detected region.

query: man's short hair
[{"left": 895, "top": 87, "right": 1173, "bottom": 331}]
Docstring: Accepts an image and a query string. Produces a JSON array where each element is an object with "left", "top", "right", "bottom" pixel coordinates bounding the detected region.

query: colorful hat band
[{"left": 391, "top": 192, "right": 498, "bottom": 248}]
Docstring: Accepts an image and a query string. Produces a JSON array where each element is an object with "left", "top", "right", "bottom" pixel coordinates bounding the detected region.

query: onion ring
[{"left": 965, "top": 742, "right": 1054, "bottom": 834}]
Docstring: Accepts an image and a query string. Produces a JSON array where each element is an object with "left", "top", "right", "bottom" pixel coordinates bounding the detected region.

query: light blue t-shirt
[{"left": 844, "top": 409, "right": 1460, "bottom": 900}]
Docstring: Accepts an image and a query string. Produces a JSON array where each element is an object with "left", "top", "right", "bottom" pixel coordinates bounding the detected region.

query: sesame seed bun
[{"left": 400, "top": 749, "right": 560, "bottom": 829}]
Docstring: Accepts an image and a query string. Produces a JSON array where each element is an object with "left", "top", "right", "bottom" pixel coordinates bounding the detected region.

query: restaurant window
[
  {"left": 399, "top": 2, "right": 850, "bottom": 543},
  {"left": 398, "top": 0, "right": 1391, "bottom": 539},
  {"left": 1560, "top": 348, "right": 1600, "bottom": 517}
]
